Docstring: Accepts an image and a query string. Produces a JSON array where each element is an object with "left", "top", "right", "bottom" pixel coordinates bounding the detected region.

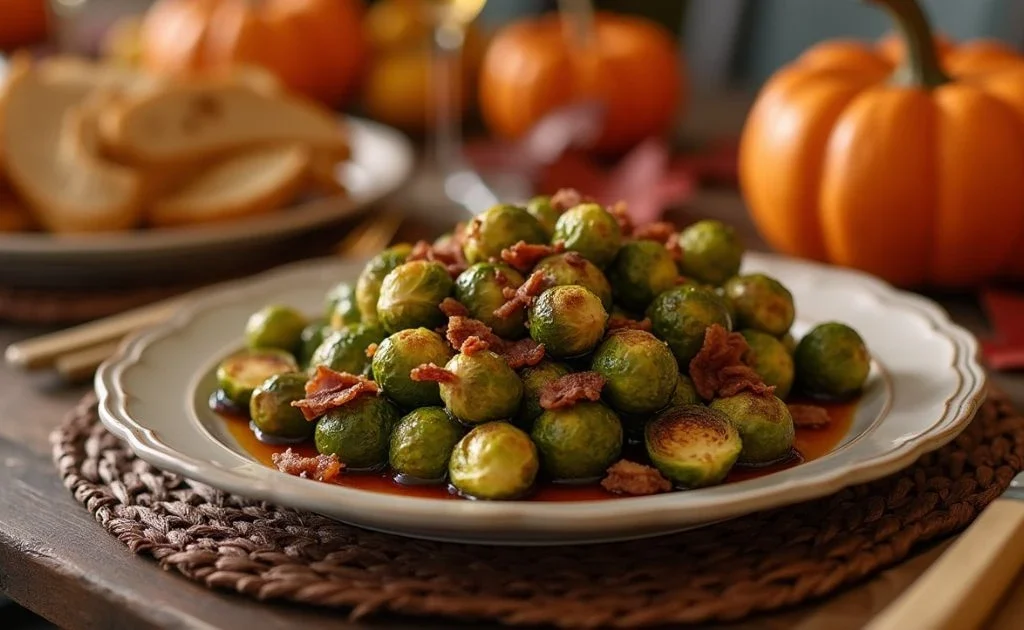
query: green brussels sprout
[
  {"left": 249, "top": 372, "right": 312, "bottom": 441},
  {"left": 463, "top": 204, "right": 547, "bottom": 264},
  {"left": 389, "top": 407, "right": 465, "bottom": 481},
  {"left": 531, "top": 402, "right": 622, "bottom": 481},
  {"left": 454, "top": 262, "right": 527, "bottom": 339},
  {"left": 440, "top": 350, "right": 524, "bottom": 424},
  {"left": 606, "top": 240, "right": 679, "bottom": 311},
  {"left": 309, "top": 323, "right": 386, "bottom": 377},
  {"left": 533, "top": 252, "right": 613, "bottom": 311},
  {"left": 355, "top": 243, "right": 413, "bottom": 322},
  {"left": 646, "top": 285, "right": 733, "bottom": 366},
  {"left": 669, "top": 373, "right": 701, "bottom": 406},
  {"left": 552, "top": 203, "right": 622, "bottom": 268},
  {"left": 314, "top": 395, "right": 400, "bottom": 470},
  {"left": 528, "top": 285, "right": 608, "bottom": 358},
  {"left": 376, "top": 260, "right": 454, "bottom": 334},
  {"left": 781, "top": 332, "right": 798, "bottom": 355},
  {"left": 216, "top": 348, "right": 299, "bottom": 408},
  {"left": 794, "top": 322, "right": 870, "bottom": 400},
  {"left": 591, "top": 329, "right": 678, "bottom": 415},
  {"left": 677, "top": 220, "right": 744, "bottom": 286},
  {"left": 449, "top": 422, "right": 539, "bottom": 499},
  {"left": 741, "top": 329, "right": 795, "bottom": 399},
  {"left": 710, "top": 392, "right": 795, "bottom": 465},
  {"left": 244, "top": 305, "right": 307, "bottom": 353},
  {"left": 298, "top": 320, "right": 329, "bottom": 368},
  {"left": 645, "top": 405, "right": 742, "bottom": 488},
  {"left": 723, "top": 273, "right": 795, "bottom": 337},
  {"left": 517, "top": 360, "right": 572, "bottom": 428},
  {"left": 714, "top": 285, "right": 738, "bottom": 323},
  {"left": 372, "top": 328, "right": 454, "bottom": 408},
  {"left": 324, "top": 281, "right": 361, "bottom": 329},
  {"left": 526, "top": 195, "right": 560, "bottom": 237}
]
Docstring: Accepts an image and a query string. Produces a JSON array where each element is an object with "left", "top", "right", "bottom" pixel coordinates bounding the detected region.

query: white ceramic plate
[
  {"left": 95, "top": 253, "right": 985, "bottom": 545},
  {"left": 0, "top": 117, "right": 414, "bottom": 287}
]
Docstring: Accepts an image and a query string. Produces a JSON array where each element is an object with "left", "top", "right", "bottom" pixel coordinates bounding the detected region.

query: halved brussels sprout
[
  {"left": 677, "top": 220, "right": 744, "bottom": 286},
  {"left": 794, "top": 322, "right": 870, "bottom": 400},
  {"left": 449, "top": 422, "right": 540, "bottom": 499},
  {"left": 645, "top": 405, "right": 742, "bottom": 488},
  {"left": 526, "top": 195, "right": 560, "bottom": 237},
  {"left": 533, "top": 252, "right": 613, "bottom": 311},
  {"left": 528, "top": 285, "right": 608, "bottom": 358},
  {"left": 646, "top": 285, "right": 732, "bottom": 366},
  {"left": 376, "top": 260, "right": 454, "bottom": 334},
  {"left": 591, "top": 329, "right": 678, "bottom": 415},
  {"left": 372, "top": 328, "right": 453, "bottom": 408},
  {"left": 463, "top": 204, "right": 547, "bottom": 264},
  {"left": 741, "top": 329, "right": 795, "bottom": 399},
  {"left": 723, "top": 273, "right": 795, "bottom": 337},
  {"left": 552, "top": 203, "right": 622, "bottom": 268},
  {"left": 516, "top": 360, "right": 573, "bottom": 429},
  {"left": 355, "top": 243, "right": 413, "bottom": 322},
  {"left": 439, "top": 350, "right": 523, "bottom": 424},
  {"left": 669, "top": 373, "right": 700, "bottom": 407},
  {"left": 249, "top": 372, "right": 312, "bottom": 441},
  {"left": 531, "top": 402, "right": 622, "bottom": 481},
  {"left": 710, "top": 392, "right": 795, "bottom": 465},
  {"left": 607, "top": 240, "right": 679, "bottom": 312},
  {"left": 454, "top": 262, "right": 527, "bottom": 339},
  {"left": 298, "top": 320, "right": 329, "bottom": 368},
  {"left": 309, "top": 323, "right": 386, "bottom": 377},
  {"left": 216, "top": 348, "right": 299, "bottom": 408},
  {"left": 389, "top": 407, "right": 465, "bottom": 482},
  {"left": 244, "top": 305, "right": 308, "bottom": 353},
  {"left": 314, "top": 395, "right": 400, "bottom": 470},
  {"left": 324, "top": 281, "right": 361, "bottom": 329}
]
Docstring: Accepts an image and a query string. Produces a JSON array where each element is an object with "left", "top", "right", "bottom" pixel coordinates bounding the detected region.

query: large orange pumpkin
[
  {"left": 478, "top": 12, "right": 684, "bottom": 154},
  {"left": 740, "top": 0, "right": 1024, "bottom": 288},
  {"left": 138, "top": 0, "right": 368, "bottom": 107},
  {"left": 0, "top": 0, "right": 48, "bottom": 52}
]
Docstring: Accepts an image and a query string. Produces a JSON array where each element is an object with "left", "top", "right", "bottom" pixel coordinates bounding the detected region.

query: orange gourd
[
  {"left": 478, "top": 12, "right": 685, "bottom": 154},
  {"left": 0, "top": 0, "right": 48, "bottom": 51},
  {"left": 138, "top": 0, "right": 368, "bottom": 107},
  {"left": 740, "top": 0, "right": 1024, "bottom": 288}
]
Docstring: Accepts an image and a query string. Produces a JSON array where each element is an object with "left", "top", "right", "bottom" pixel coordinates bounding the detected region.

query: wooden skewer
[{"left": 55, "top": 340, "right": 123, "bottom": 383}]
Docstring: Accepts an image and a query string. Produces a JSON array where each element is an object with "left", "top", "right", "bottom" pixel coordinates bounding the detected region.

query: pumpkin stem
[{"left": 867, "top": 0, "right": 950, "bottom": 88}]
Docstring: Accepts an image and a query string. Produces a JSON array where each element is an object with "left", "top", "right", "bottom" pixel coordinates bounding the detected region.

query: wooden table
[{"left": 3, "top": 191, "right": 1024, "bottom": 630}]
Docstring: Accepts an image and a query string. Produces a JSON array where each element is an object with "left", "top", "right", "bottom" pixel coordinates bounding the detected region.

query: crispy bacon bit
[
  {"left": 609, "top": 201, "right": 634, "bottom": 236},
  {"left": 551, "top": 188, "right": 582, "bottom": 211},
  {"left": 445, "top": 315, "right": 544, "bottom": 367},
  {"left": 563, "top": 251, "right": 587, "bottom": 269},
  {"left": 688, "top": 325, "right": 774, "bottom": 401},
  {"left": 500, "top": 240, "right": 565, "bottom": 272},
  {"left": 606, "top": 315, "right": 653, "bottom": 333},
  {"left": 407, "top": 240, "right": 432, "bottom": 261},
  {"left": 292, "top": 366, "right": 379, "bottom": 421},
  {"left": 540, "top": 372, "right": 604, "bottom": 410},
  {"left": 410, "top": 363, "right": 457, "bottom": 383},
  {"left": 666, "top": 232, "right": 683, "bottom": 262},
  {"left": 633, "top": 221, "right": 676, "bottom": 245},
  {"left": 789, "top": 404, "right": 832, "bottom": 429},
  {"left": 601, "top": 460, "right": 672, "bottom": 496},
  {"left": 494, "top": 270, "right": 549, "bottom": 319},
  {"left": 502, "top": 338, "right": 546, "bottom": 369},
  {"left": 460, "top": 336, "right": 491, "bottom": 355},
  {"left": 405, "top": 231, "right": 469, "bottom": 278},
  {"left": 365, "top": 343, "right": 378, "bottom": 359},
  {"left": 272, "top": 449, "right": 343, "bottom": 482},
  {"left": 440, "top": 297, "right": 470, "bottom": 318},
  {"left": 446, "top": 315, "right": 504, "bottom": 350}
]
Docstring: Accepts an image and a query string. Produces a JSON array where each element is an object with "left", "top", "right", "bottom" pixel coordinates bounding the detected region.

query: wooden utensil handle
[{"left": 866, "top": 498, "right": 1024, "bottom": 630}]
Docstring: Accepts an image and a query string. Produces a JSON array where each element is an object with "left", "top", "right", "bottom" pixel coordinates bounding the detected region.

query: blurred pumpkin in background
[
  {"left": 0, "top": 0, "right": 48, "bottom": 52},
  {"left": 740, "top": 0, "right": 1024, "bottom": 288},
  {"left": 136, "top": 0, "right": 368, "bottom": 107},
  {"left": 478, "top": 12, "right": 684, "bottom": 155}
]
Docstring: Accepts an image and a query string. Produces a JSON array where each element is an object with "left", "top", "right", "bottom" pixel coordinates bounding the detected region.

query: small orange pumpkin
[
  {"left": 0, "top": 0, "right": 48, "bottom": 52},
  {"left": 138, "top": 0, "right": 368, "bottom": 107},
  {"left": 478, "top": 12, "right": 685, "bottom": 154},
  {"left": 740, "top": 0, "right": 1024, "bottom": 288}
]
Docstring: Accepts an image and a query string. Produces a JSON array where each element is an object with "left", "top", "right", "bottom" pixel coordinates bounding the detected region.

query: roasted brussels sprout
[
  {"left": 372, "top": 328, "right": 453, "bottom": 408},
  {"left": 781, "top": 332, "right": 798, "bottom": 355},
  {"left": 389, "top": 407, "right": 465, "bottom": 481},
  {"left": 552, "top": 203, "right": 622, "bottom": 268},
  {"left": 526, "top": 195, "right": 560, "bottom": 237},
  {"left": 355, "top": 243, "right": 413, "bottom": 321},
  {"left": 645, "top": 405, "right": 742, "bottom": 488},
  {"left": 528, "top": 285, "right": 608, "bottom": 358},
  {"left": 740, "top": 329, "right": 795, "bottom": 399},
  {"left": 606, "top": 240, "right": 679, "bottom": 312},
  {"left": 449, "top": 422, "right": 540, "bottom": 499},
  {"left": 531, "top": 402, "right": 622, "bottom": 481},
  {"left": 533, "top": 252, "right": 613, "bottom": 311},
  {"left": 298, "top": 320, "right": 329, "bottom": 368},
  {"left": 376, "top": 260, "right": 454, "bottom": 334},
  {"left": 249, "top": 372, "right": 312, "bottom": 441},
  {"left": 324, "top": 281, "right": 361, "bottom": 329},
  {"left": 216, "top": 349, "right": 299, "bottom": 407},
  {"left": 647, "top": 285, "right": 732, "bottom": 366},
  {"left": 517, "top": 361, "right": 573, "bottom": 428},
  {"left": 710, "top": 392, "right": 795, "bottom": 465},
  {"left": 677, "top": 220, "right": 744, "bottom": 286},
  {"left": 591, "top": 329, "right": 678, "bottom": 414},
  {"left": 463, "top": 204, "right": 547, "bottom": 264},
  {"left": 309, "top": 323, "right": 386, "bottom": 377},
  {"left": 245, "top": 305, "right": 307, "bottom": 353},
  {"left": 669, "top": 373, "right": 700, "bottom": 406},
  {"left": 314, "top": 395, "right": 400, "bottom": 470},
  {"left": 794, "top": 322, "right": 870, "bottom": 400},
  {"left": 440, "top": 350, "right": 523, "bottom": 424},
  {"left": 454, "top": 262, "right": 527, "bottom": 339},
  {"left": 723, "top": 274, "right": 795, "bottom": 337}
]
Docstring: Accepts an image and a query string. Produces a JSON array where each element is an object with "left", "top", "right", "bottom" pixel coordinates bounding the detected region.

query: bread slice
[
  {"left": 0, "top": 191, "right": 37, "bottom": 232},
  {"left": 147, "top": 144, "right": 310, "bottom": 227},
  {"left": 105, "top": 82, "right": 349, "bottom": 166}
]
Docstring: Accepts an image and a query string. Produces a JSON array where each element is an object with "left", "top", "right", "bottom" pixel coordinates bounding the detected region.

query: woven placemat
[{"left": 51, "top": 390, "right": 1024, "bottom": 628}]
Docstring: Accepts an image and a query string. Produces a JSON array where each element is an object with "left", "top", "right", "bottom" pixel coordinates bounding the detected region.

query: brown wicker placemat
[{"left": 51, "top": 390, "right": 1024, "bottom": 628}]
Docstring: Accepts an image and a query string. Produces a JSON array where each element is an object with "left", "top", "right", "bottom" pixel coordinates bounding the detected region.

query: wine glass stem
[{"left": 431, "top": 23, "right": 466, "bottom": 176}]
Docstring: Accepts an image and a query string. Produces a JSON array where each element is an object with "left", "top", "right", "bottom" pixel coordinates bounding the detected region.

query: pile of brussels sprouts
[{"left": 213, "top": 197, "right": 871, "bottom": 500}]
